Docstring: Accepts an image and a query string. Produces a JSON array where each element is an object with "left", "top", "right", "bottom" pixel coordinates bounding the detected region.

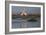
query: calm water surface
[{"left": 12, "top": 18, "right": 40, "bottom": 29}]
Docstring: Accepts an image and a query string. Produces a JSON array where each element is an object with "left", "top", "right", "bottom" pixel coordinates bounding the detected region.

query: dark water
[{"left": 12, "top": 18, "right": 40, "bottom": 29}]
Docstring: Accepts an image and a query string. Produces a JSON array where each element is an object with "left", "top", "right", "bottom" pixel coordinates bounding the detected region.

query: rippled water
[{"left": 12, "top": 18, "right": 40, "bottom": 29}]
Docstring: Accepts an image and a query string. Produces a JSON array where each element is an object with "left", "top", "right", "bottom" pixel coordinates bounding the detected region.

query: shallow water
[{"left": 12, "top": 18, "right": 40, "bottom": 29}]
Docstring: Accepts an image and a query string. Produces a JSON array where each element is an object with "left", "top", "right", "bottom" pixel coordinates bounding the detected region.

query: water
[{"left": 12, "top": 18, "right": 40, "bottom": 29}]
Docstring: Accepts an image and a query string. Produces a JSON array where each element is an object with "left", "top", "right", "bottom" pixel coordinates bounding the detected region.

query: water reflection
[{"left": 12, "top": 18, "right": 40, "bottom": 29}]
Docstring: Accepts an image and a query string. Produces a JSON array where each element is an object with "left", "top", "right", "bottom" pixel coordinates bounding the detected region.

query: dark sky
[{"left": 12, "top": 6, "right": 41, "bottom": 15}]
